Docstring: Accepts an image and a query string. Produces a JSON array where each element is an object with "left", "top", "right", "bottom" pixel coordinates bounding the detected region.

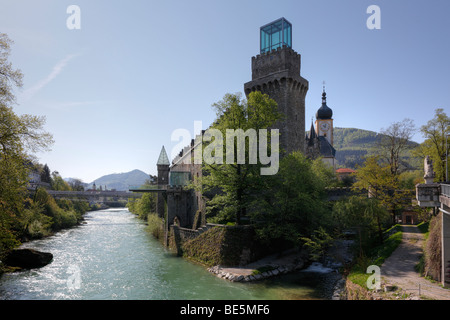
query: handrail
[{"left": 442, "top": 184, "right": 450, "bottom": 198}]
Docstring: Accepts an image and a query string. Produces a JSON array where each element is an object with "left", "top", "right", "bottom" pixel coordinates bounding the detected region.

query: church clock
[{"left": 320, "top": 122, "right": 330, "bottom": 132}]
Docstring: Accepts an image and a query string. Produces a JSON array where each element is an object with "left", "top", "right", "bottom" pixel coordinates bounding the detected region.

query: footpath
[{"left": 381, "top": 225, "right": 450, "bottom": 300}]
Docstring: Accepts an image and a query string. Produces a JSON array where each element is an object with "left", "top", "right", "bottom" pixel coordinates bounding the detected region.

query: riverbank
[
  {"left": 1, "top": 209, "right": 335, "bottom": 300},
  {"left": 206, "top": 239, "right": 354, "bottom": 300}
]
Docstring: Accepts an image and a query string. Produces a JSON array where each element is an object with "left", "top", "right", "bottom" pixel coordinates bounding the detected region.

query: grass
[
  {"left": 347, "top": 229, "right": 403, "bottom": 289},
  {"left": 417, "top": 221, "right": 429, "bottom": 235}
]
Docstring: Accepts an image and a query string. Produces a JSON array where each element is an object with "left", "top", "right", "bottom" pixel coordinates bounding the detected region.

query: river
[{"left": 0, "top": 208, "right": 342, "bottom": 300}]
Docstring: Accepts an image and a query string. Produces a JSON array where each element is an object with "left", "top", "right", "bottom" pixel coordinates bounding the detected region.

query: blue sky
[{"left": 1, "top": 0, "right": 449, "bottom": 182}]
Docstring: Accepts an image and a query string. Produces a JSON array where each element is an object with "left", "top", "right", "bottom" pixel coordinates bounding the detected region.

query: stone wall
[{"left": 178, "top": 224, "right": 262, "bottom": 267}]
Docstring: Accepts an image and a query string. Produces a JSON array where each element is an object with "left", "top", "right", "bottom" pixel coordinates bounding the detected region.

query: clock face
[{"left": 320, "top": 122, "right": 330, "bottom": 131}]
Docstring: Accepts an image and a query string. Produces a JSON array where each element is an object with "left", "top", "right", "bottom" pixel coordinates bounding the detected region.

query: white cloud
[{"left": 20, "top": 53, "right": 80, "bottom": 102}]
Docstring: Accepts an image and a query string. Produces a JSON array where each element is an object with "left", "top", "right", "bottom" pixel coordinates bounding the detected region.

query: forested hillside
[{"left": 332, "top": 127, "right": 420, "bottom": 169}]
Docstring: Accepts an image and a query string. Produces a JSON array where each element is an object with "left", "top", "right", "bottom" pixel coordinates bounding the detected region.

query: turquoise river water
[{"left": 0, "top": 208, "right": 341, "bottom": 300}]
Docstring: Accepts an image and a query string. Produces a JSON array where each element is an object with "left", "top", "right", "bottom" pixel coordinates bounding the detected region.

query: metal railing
[{"left": 442, "top": 184, "right": 450, "bottom": 198}]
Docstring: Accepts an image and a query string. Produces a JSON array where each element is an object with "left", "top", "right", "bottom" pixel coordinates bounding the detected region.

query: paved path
[{"left": 381, "top": 225, "right": 450, "bottom": 300}]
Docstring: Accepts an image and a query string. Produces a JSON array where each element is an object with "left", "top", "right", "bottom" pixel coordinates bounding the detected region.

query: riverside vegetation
[{"left": 0, "top": 33, "right": 98, "bottom": 275}]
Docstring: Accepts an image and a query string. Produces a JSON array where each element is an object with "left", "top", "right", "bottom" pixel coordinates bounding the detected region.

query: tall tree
[
  {"left": 0, "top": 33, "right": 53, "bottom": 257},
  {"left": 41, "top": 164, "right": 51, "bottom": 184},
  {"left": 250, "top": 152, "right": 330, "bottom": 247},
  {"left": 200, "top": 91, "right": 281, "bottom": 225},
  {"left": 414, "top": 108, "right": 450, "bottom": 181},
  {"left": 377, "top": 118, "right": 416, "bottom": 176},
  {"left": 353, "top": 156, "right": 403, "bottom": 224}
]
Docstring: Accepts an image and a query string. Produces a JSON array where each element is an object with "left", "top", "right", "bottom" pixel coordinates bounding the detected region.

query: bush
[
  {"left": 146, "top": 213, "right": 163, "bottom": 239},
  {"left": 30, "top": 188, "right": 86, "bottom": 233}
]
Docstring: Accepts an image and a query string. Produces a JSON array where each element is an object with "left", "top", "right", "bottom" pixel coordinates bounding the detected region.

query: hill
[
  {"left": 332, "top": 127, "right": 420, "bottom": 170},
  {"left": 87, "top": 169, "right": 150, "bottom": 191}
]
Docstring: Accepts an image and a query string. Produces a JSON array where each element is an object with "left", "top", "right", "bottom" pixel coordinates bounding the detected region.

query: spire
[
  {"left": 308, "top": 120, "right": 317, "bottom": 146},
  {"left": 157, "top": 146, "right": 170, "bottom": 165}
]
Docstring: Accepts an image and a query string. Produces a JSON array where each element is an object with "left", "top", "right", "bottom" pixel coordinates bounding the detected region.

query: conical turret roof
[{"left": 157, "top": 146, "right": 170, "bottom": 165}]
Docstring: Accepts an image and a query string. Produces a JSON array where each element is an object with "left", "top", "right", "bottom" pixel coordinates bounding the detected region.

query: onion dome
[{"left": 316, "top": 90, "right": 333, "bottom": 120}]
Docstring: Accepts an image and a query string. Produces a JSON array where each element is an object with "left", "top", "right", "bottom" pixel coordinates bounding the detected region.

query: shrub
[{"left": 146, "top": 213, "right": 163, "bottom": 239}]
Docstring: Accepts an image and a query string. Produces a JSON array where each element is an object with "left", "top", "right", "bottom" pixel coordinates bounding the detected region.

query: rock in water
[{"left": 4, "top": 249, "right": 53, "bottom": 269}]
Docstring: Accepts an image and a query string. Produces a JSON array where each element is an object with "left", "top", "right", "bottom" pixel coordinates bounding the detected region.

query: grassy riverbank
[{"left": 346, "top": 224, "right": 403, "bottom": 288}]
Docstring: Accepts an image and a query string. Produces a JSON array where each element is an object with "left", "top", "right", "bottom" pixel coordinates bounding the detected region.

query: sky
[{"left": 0, "top": 0, "right": 449, "bottom": 183}]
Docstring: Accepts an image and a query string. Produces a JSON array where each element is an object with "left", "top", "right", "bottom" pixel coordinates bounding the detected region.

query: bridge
[{"left": 44, "top": 190, "right": 143, "bottom": 205}]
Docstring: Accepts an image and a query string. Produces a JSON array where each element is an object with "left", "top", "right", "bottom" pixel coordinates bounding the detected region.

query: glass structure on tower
[{"left": 260, "top": 17, "right": 292, "bottom": 54}]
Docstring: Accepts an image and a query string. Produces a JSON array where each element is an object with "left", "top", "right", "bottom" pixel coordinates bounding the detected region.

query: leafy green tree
[
  {"left": 200, "top": 91, "right": 281, "bottom": 225},
  {"left": 353, "top": 156, "right": 404, "bottom": 224},
  {"left": 250, "top": 151, "right": 330, "bottom": 248},
  {"left": 127, "top": 193, "right": 157, "bottom": 220},
  {"left": 333, "top": 196, "right": 389, "bottom": 257},
  {"left": 414, "top": 108, "right": 450, "bottom": 181},
  {"left": 40, "top": 164, "right": 51, "bottom": 184},
  {"left": 0, "top": 33, "right": 53, "bottom": 257},
  {"left": 51, "top": 171, "right": 71, "bottom": 191}
]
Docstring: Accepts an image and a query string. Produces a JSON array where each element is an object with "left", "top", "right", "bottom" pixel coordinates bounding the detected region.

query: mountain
[
  {"left": 87, "top": 169, "right": 150, "bottom": 191},
  {"left": 332, "top": 127, "right": 420, "bottom": 170}
]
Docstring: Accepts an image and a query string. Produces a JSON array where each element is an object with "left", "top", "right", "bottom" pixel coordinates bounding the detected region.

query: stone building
[
  {"left": 154, "top": 17, "right": 337, "bottom": 233},
  {"left": 244, "top": 17, "right": 308, "bottom": 156}
]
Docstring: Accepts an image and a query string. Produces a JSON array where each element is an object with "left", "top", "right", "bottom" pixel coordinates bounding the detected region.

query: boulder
[{"left": 4, "top": 249, "right": 53, "bottom": 269}]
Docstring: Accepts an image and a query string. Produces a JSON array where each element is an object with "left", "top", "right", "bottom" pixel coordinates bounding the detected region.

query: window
[{"left": 260, "top": 18, "right": 292, "bottom": 54}]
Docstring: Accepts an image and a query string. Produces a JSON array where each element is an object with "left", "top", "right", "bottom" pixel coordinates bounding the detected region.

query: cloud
[{"left": 20, "top": 53, "right": 80, "bottom": 102}]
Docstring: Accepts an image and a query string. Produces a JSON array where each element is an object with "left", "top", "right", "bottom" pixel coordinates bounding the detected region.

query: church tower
[
  {"left": 244, "top": 17, "right": 309, "bottom": 155},
  {"left": 315, "top": 86, "right": 334, "bottom": 146},
  {"left": 305, "top": 86, "right": 336, "bottom": 169}
]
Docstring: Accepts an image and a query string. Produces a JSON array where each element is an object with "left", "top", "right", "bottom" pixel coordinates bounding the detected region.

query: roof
[
  {"left": 157, "top": 146, "right": 170, "bottom": 165},
  {"left": 316, "top": 91, "right": 333, "bottom": 120},
  {"left": 318, "top": 136, "right": 336, "bottom": 158}
]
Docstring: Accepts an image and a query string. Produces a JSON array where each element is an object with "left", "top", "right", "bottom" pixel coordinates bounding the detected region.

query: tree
[
  {"left": 353, "top": 156, "right": 403, "bottom": 224},
  {"left": 200, "top": 91, "right": 281, "bottom": 225},
  {"left": 40, "top": 164, "right": 51, "bottom": 184},
  {"left": 377, "top": 118, "right": 416, "bottom": 176},
  {"left": 0, "top": 33, "right": 53, "bottom": 257},
  {"left": 333, "top": 196, "right": 389, "bottom": 257},
  {"left": 250, "top": 151, "right": 330, "bottom": 248},
  {"left": 51, "top": 171, "right": 71, "bottom": 191},
  {"left": 414, "top": 108, "right": 450, "bottom": 181},
  {"left": 68, "top": 178, "right": 85, "bottom": 191}
]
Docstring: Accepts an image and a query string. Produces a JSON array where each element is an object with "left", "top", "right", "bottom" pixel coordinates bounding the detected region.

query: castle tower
[
  {"left": 157, "top": 146, "right": 170, "bottom": 217},
  {"left": 244, "top": 17, "right": 309, "bottom": 155}
]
